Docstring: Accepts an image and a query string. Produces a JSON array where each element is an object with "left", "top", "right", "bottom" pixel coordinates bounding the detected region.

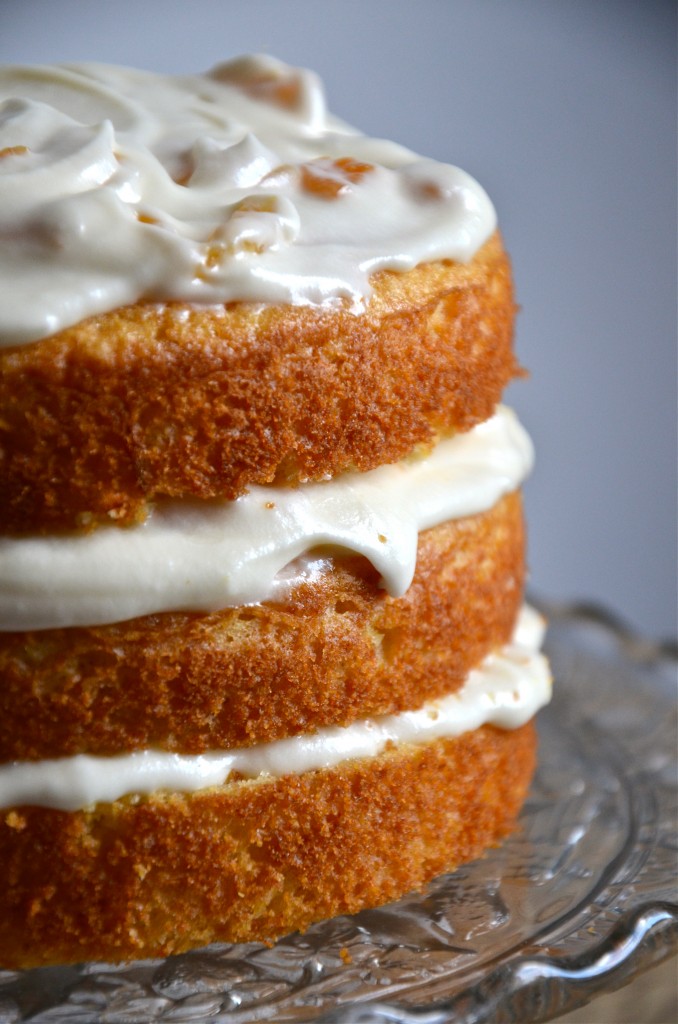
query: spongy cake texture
[
  {"left": 0, "top": 492, "right": 524, "bottom": 760},
  {"left": 0, "top": 234, "right": 517, "bottom": 533}
]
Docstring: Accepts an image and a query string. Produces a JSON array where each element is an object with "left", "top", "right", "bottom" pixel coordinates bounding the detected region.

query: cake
[{"left": 0, "top": 56, "right": 551, "bottom": 969}]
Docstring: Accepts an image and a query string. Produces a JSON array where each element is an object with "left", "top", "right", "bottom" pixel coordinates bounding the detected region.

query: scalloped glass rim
[{"left": 0, "top": 603, "right": 676, "bottom": 1024}]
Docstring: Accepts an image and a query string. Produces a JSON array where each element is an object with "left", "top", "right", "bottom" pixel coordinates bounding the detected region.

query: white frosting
[
  {"left": 0, "top": 607, "right": 550, "bottom": 811},
  {"left": 0, "top": 55, "right": 496, "bottom": 347},
  {"left": 0, "top": 406, "right": 532, "bottom": 631}
]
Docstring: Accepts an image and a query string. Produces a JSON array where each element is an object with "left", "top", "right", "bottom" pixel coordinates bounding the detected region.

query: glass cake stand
[{"left": 0, "top": 604, "right": 676, "bottom": 1024}]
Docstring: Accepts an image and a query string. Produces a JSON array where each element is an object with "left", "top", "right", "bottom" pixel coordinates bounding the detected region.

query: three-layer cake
[{"left": 0, "top": 56, "right": 550, "bottom": 968}]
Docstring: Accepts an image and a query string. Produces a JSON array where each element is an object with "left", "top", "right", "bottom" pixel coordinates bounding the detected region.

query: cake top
[{"left": 0, "top": 55, "right": 496, "bottom": 347}]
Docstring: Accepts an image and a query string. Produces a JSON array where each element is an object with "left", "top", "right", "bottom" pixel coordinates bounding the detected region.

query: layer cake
[{"left": 0, "top": 56, "right": 551, "bottom": 968}]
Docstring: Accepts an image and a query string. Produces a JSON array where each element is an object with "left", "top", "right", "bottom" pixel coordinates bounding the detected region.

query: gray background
[{"left": 1, "top": 0, "right": 675, "bottom": 638}]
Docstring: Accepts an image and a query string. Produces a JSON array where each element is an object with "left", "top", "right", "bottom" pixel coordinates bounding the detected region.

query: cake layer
[
  {"left": 0, "top": 722, "right": 537, "bottom": 968},
  {"left": 0, "top": 234, "right": 517, "bottom": 534},
  {"left": 0, "top": 491, "right": 524, "bottom": 760},
  {"left": 0, "top": 605, "right": 548, "bottom": 809}
]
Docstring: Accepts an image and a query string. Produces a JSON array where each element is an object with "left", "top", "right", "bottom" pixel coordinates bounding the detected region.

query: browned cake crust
[
  {"left": 0, "top": 233, "right": 519, "bottom": 534},
  {"left": 0, "top": 722, "right": 536, "bottom": 969},
  {"left": 0, "top": 492, "right": 524, "bottom": 760}
]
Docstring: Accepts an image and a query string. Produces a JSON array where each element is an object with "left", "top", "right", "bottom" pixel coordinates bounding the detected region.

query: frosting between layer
[
  {"left": 0, "top": 55, "right": 496, "bottom": 347},
  {"left": 0, "top": 607, "right": 550, "bottom": 811},
  {"left": 0, "top": 406, "right": 533, "bottom": 631}
]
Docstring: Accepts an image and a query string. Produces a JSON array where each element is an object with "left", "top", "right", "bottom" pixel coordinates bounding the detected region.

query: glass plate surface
[{"left": 0, "top": 604, "right": 676, "bottom": 1024}]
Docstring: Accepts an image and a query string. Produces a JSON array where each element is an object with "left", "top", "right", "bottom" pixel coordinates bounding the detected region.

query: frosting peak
[{"left": 0, "top": 56, "right": 496, "bottom": 347}]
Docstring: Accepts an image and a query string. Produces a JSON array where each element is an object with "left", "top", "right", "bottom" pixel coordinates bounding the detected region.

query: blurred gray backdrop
[{"left": 1, "top": 0, "right": 675, "bottom": 638}]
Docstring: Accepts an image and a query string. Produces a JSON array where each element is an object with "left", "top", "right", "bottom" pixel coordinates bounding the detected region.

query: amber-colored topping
[
  {"left": 0, "top": 145, "right": 29, "bottom": 159},
  {"left": 0, "top": 723, "right": 536, "bottom": 968},
  {"left": 300, "top": 156, "right": 375, "bottom": 198},
  {"left": 135, "top": 211, "right": 160, "bottom": 225},
  {"left": 213, "top": 62, "right": 303, "bottom": 111}
]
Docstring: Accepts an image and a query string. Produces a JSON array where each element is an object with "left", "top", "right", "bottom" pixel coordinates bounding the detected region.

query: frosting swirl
[{"left": 0, "top": 55, "right": 496, "bottom": 347}]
